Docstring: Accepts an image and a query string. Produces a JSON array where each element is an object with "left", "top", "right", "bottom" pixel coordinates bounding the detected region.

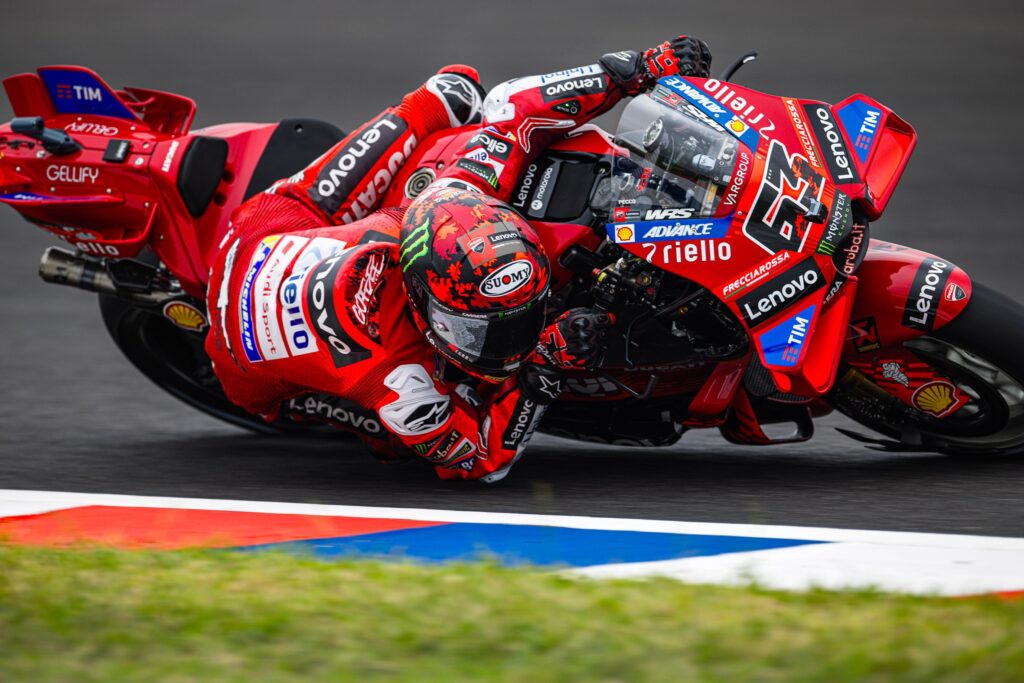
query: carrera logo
[
  {"left": 737, "top": 258, "right": 823, "bottom": 325},
  {"left": 902, "top": 258, "right": 952, "bottom": 331},
  {"left": 480, "top": 260, "right": 533, "bottom": 297},
  {"left": 805, "top": 104, "right": 861, "bottom": 184}
]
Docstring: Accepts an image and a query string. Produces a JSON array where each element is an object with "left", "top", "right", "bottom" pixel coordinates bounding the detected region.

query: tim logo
[
  {"left": 743, "top": 140, "right": 825, "bottom": 254},
  {"left": 55, "top": 84, "right": 102, "bottom": 101}
]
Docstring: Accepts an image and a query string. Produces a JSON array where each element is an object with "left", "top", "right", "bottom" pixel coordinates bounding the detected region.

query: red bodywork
[{"left": 0, "top": 66, "right": 973, "bottom": 432}]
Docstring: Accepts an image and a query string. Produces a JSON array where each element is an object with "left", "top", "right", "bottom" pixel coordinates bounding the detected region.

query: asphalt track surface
[{"left": 2, "top": 1, "right": 1024, "bottom": 537}]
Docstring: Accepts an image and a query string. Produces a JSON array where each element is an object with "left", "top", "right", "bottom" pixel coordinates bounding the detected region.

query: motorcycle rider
[{"left": 205, "top": 36, "right": 713, "bottom": 481}]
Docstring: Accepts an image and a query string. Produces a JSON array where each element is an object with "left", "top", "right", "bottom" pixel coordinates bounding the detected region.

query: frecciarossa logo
[{"left": 736, "top": 258, "right": 824, "bottom": 325}]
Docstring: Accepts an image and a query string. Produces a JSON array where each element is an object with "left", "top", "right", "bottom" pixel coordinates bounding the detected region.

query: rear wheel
[
  {"left": 828, "top": 282, "right": 1024, "bottom": 456},
  {"left": 99, "top": 294, "right": 334, "bottom": 434}
]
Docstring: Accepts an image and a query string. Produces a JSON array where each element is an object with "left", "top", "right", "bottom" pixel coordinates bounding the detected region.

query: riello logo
[{"left": 480, "top": 260, "right": 534, "bottom": 297}]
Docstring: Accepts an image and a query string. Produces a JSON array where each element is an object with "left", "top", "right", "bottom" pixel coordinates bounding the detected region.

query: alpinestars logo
[
  {"left": 427, "top": 74, "right": 482, "bottom": 127},
  {"left": 379, "top": 364, "right": 452, "bottom": 437},
  {"left": 737, "top": 258, "right": 824, "bottom": 325}
]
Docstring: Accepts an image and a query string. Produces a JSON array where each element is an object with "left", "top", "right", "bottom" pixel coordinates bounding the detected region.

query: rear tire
[
  {"left": 98, "top": 294, "right": 333, "bottom": 435},
  {"left": 828, "top": 281, "right": 1024, "bottom": 456}
]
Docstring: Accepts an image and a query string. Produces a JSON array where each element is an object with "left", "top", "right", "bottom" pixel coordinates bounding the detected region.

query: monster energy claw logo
[{"left": 401, "top": 219, "right": 431, "bottom": 271}]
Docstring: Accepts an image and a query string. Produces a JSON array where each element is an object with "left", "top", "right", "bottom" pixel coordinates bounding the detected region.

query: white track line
[{"left": 3, "top": 488, "right": 1024, "bottom": 551}]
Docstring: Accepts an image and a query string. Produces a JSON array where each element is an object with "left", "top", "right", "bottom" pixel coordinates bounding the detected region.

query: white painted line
[
  {"left": 2, "top": 488, "right": 1024, "bottom": 550},
  {"left": 576, "top": 542, "right": 1024, "bottom": 596},
  {"left": 0, "top": 501, "right": 69, "bottom": 519}
]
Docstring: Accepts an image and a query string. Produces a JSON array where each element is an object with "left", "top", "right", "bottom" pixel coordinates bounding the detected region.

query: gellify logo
[{"left": 480, "top": 260, "right": 533, "bottom": 297}]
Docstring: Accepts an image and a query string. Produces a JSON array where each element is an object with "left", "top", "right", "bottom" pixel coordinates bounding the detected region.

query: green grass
[{"left": 1, "top": 546, "right": 1022, "bottom": 682}]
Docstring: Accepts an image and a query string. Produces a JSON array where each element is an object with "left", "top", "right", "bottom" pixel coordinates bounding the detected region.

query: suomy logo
[{"left": 480, "top": 260, "right": 533, "bottom": 297}]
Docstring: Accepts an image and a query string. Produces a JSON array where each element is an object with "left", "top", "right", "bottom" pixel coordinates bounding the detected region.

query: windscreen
[{"left": 612, "top": 87, "right": 742, "bottom": 218}]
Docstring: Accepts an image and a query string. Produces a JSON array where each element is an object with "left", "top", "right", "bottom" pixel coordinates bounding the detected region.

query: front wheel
[{"left": 827, "top": 281, "right": 1024, "bottom": 456}]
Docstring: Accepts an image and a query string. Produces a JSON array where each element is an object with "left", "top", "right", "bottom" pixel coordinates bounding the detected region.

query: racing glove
[
  {"left": 519, "top": 308, "right": 615, "bottom": 404},
  {"left": 535, "top": 307, "right": 616, "bottom": 371},
  {"left": 600, "top": 36, "right": 713, "bottom": 96}
]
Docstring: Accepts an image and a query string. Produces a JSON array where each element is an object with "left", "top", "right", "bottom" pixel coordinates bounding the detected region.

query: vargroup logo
[{"left": 480, "top": 260, "right": 534, "bottom": 297}]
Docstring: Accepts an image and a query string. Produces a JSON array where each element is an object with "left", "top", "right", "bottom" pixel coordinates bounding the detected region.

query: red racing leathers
[{"left": 205, "top": 58, "right": 663, "bottom": 481}]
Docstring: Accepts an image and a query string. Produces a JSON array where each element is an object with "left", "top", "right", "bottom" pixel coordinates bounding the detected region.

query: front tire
[{"left": 828, "top": 282, "right": 1024, "bottom": 456}]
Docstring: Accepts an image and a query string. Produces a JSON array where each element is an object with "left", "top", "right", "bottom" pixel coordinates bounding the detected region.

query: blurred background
[{"left": 1, "top": 1, "right": 1022, "bottom": 532}]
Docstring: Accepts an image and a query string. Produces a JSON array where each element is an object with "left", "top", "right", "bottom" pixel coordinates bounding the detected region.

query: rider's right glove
[
  {"left": 600, "top": 35, "right": 713, "bottom": 96},
  {"left": 518, "top": 308, "right": 615, "bottom": 404}
]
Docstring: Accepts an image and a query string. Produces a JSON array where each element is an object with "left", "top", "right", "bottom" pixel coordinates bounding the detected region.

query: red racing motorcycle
[{"left": 2, "top": 59, "right": 1023, "bottom": 455}]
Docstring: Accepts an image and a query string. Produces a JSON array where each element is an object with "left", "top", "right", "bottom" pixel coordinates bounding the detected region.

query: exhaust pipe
[
  {"left": 38, "top": 247, "right": 172, "bottom": 305},
  {"left": 39, "top": 246, "right": 119, "bottom": 295}
]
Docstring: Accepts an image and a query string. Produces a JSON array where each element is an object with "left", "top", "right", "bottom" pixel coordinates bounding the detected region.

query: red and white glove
[
  {"left": 535, "top": 307, "right": 616, "bottom": 371},
  {"left": 600, "top": 36, "right": 713, "bottom": 96}
]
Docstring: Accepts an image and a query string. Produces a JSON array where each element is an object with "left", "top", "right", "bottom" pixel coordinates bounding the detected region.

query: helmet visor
[{"left": 427, "top": 294, "right": 547, "bottom": 373}]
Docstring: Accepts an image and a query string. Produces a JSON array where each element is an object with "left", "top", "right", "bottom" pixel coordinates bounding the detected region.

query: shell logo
[
  {"left": 729, "top": 118, "right": 748, "bottom": 134},
  {"left": 615, "top": 225, "right": 635, "bottom": 243},
  {"left": 912, "top": 381, "right": 959, "bottom": 417},
  {"left": 163, "top": 301, "right": 209, "bottom": 332}
]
